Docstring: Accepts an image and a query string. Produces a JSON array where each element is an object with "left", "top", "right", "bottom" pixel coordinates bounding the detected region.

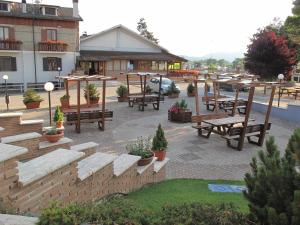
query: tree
[
  {"left": 137, "top": 18, "right": 159, "bottom": 44},
  {"left": 232, "top": 58, "right": 244, "bottom": 71},
  {"left": 244, "top": 30, "right": 297, "bottom": 80},
  {"left": 244, "top": 129, "right": 300, "bottom": 225},
  {"left": 292, "top": 0, "right": 300, "bottom": 16}
]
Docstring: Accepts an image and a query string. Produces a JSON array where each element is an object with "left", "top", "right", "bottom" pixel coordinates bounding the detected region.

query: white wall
[{"left": 0, "top": 51, "right": 24, "bottom": 84}]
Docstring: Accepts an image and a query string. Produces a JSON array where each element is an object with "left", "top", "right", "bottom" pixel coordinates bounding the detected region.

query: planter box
[
  {"left": 25, "top": 101, "right": 41, "bottom": 109},
  {"left": 168, "top": 111, "right": 192, "bottom": 123},
  {"left": 117, "top": 96, "right": 128, "bottom": 102}
]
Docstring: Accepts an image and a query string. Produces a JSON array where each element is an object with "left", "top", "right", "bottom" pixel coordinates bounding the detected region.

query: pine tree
[
  {"left": 137, "top": 18, "right": 159, "bottom": 44},
  {"left": 152, "top": 124, "right": 167, "bottom": 151}
]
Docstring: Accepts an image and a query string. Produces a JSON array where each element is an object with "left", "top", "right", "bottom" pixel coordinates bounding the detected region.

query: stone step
[
  {"left": 0, "top": 214, "right": 38, "bottom": 225},
  {"left": 71, "top": 142, "right": 98, "bottom": 157},
  {"left": 1, "top": 132, "right": 41, "bottom": 144},
  {"left": 154, "top": 158, "right": 170, "bottom": 173},
  {"left": 18, "top": 149, "right": 85, "bottom": 187},
  {"left": 39, "top": 137, "right": 73, "bottom": 151},
  {"left": 113, "top": 154, "right": 141, "bottom": 177},
  {"left": 137, "top": 157, "right": 157, "bottom": 175},
  {"left": 77, "top": 152, "right": 117, "bottom": 181},
  {"left": 0, "top": 112, "right": 23, "bottom": 118},
  {"left": 0, "top": 143, "right": 28, "bottom": 163},
  {"left": 20, "top": 119, "right": 44, "bottom": 126}
]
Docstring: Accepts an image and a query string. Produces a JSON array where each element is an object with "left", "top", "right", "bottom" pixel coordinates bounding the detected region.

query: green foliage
[
  {"left": 45, "top": 127, "right": 61, "bottom": 135},
  {"left": 179, "top": 99, "right": 188, "bottom": 109},
  {"left": 116, "top": 85, "right": 128, "bottom": 97},
  {"left": 244, "top": 129, "right": 300, "bottom": 225},
  {"left": 145, "top": 85, "right": 152, "bottom": 93},
  {"left": 167, "top": 81, "right": 180, "bottom": 94},
  {"left": 137, "top": 18, "right": 159, "bottom": 44},
  {"left": 127, "top": 137, "right": 154, "bottom": 159},
  {"left": 83, "top": 84, "right": 100, "bottom": 100},
  {"left": 152, "top": 124, "right": 168, "bottom": 151},
  {"left": 60, "top": 94, "right": 70, "bottom": 101},
  {"left": 53, "top": 106, "right": 64, "bottom": 123},
  {"left": 187, "top": 83, "right": 195, "bottom": 94},
  {"left": 23, "top": 89, "right": 43, "bottom": 104},
  {"left": 292, "top": 0, "right": 300, "bottom": 16},
  {"left": 232, "top": 58, "right": 245, "bottom": 70}
]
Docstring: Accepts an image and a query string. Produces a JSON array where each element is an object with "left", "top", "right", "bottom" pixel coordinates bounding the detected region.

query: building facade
[
  {"left": 0, "top": 0, "right": 81, "bottom": 88},
  {"left": 79, "top": 25, "right": 186, "bottom": 76}
]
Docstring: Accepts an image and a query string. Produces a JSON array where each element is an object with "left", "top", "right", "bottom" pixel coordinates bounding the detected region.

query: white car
[{"left": 148, "top": 77, "right": 180, "bottom": 94}]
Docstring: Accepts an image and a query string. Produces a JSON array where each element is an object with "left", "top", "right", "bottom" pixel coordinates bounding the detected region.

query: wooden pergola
[
  {"left": 57, "top": 75, "right": 117, "bottom": 133},
  {"left": 126, "top": 72, "right": 166, "bottom": 111}
]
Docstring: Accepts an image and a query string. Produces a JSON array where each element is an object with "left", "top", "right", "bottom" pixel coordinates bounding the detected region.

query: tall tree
[
  {"left": 137, "top": 18, "right": 159, "bottom": 44},
  {"left": 292, "top": 0, "right": 300, "bottom": 16},
  {"left": 244, "top": 30, "right": 297, "bottom": 79}
]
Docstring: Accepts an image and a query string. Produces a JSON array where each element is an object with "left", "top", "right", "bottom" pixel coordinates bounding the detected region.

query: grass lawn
[{"left": 125, "top": 179, "right": 248, "bottom": 213}]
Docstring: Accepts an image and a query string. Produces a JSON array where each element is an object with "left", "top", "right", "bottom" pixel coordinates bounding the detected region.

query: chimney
[
  {"left": 73, "top": 0, "right": 79, "bottom": 18},
  {"left": 22, "top": 0, "right": 26, "bottom": 13}
]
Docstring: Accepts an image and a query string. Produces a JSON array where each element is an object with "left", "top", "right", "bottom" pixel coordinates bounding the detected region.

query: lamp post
[
  {"left": 44, "top": 82, "right": 54, "bottom": 126},
  {"left": 58, "top": 67, "right": 62, "bottom": 89},
  {"left": 3, "top": 75, "right": 9, "bottom": 111},
  {"left": 277, "top": 74, "right": 284, "bottom": 107}
]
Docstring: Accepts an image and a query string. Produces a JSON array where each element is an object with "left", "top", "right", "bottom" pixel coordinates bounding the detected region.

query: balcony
[
  {"left": 0, "top": 40, "right": 22, "bottom": 51},
  {"left": 38, "top": 42, "right": 68, "bottom": 52}
]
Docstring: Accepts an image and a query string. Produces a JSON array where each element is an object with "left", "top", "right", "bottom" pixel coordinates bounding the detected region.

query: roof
[
  {"left": 79, "top": 50, "right": 187, "bottom": 62},
  {"left": 0, "top": 1, "right": 82, "bottom": 21}
]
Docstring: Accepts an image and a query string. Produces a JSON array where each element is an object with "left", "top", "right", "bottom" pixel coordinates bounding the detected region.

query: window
[
  {"left": 0, "top": 26, "right": 9, "bottom": 40},
  {"left": 43, "top": 57, "right": 62, "bottom": 71},
  {"left": 0, "top": 3, "right": 8, "bottom": 11},
  {"left": 158, "top": 61, "right": 167, "bottom": 71},
  {"left": 0, "top": 57, "right": 17, "bottom": 71},
  {"left": 44, "top": 7, "right": 57, "bottom": 16},
  {"left": 113, "top": 60, "right": 121, "bottom": 71},
  {"left": 151, "top": 61, "right": 159, "bottom": 71},
  {"left": 138, "top": 61, "right": 151, "bottom": 70},
  {"left": 47, "top": 29, "right": 57, "bottom": 41}
]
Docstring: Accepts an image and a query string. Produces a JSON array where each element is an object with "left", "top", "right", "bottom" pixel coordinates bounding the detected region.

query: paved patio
[{"left": 10, "top": 84, "right": 298, "bottom": 181}]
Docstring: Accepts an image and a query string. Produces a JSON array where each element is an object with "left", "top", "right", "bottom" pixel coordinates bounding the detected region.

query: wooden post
[
  {"left": 141, "top": 75, "right": 147, "bottom": 111},
  {"left": 76, "top": 80, "right": 81, "bottom": 133},
  {"left": 237, "top": 85, "right": 255, "bottom": 151},
  {"left": 157, "top": 74, "right": 162, "bottom": 110},
  {"left": 213, "top": 82, "right": 219, "bottom": 113},
  {"left": 140, "top": 75, "right": 143, "bottom": 93},
  {"left": 65, "top": 80, "right": 70, "bottom": 107},
  {"left": 194, "top": 79, "right": 200, "bottom": 116},
  {"left": 204, "top": 81, "right": 209, "bottom": 110},
  {"left": 258, "top": 85, "right": 275, "bottom": 146},
  {"left": 126, "top": 73, "right": 130, "bottom": 106},
  {"left": 86, "top": 80, "right": 90, "bottom": 107},
  {"left": 101, "top": 79, "right": 106, "bottom": 130},
  {"left": 232, "top": 85, "right": 240, "bottom": 116},
  {"left": 277, "top": 86, "right": 281, "bottom": 107}
]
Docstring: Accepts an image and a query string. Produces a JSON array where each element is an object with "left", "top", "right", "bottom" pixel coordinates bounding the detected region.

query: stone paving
[{"left": 1, "top": 83, "right": 300, "bottom": 180}]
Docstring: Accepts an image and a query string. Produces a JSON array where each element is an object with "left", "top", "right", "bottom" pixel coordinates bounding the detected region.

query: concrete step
[
  {"left": 137, "top": 157, "right": 157, "bottom": 175},
  {"left": 77, "top": 152, "right": 117, "bottom": 181},
  {"left": 113, "top": 154, "right": 141, "bottom": 177},
  {"left": 18, "top": 149, "right": 85, "bottom": 187},
  {"left": 20, "top": 120, "right": 44, "bottom": 126},
  {"left": 1, "top": 132, "right": 41, "bottom": 144},
  {"left": 0, "top": 143, "right": 28, "bottom": 163},
  {"left": 71, "top": 142, "right": 98, "bottom": 157},
  {"left": 154, "top": 158, "right": 170, "bottom": 173},
  {"left": 0, "top": 214, "right": 38, "bottom": 225},
  {"left": 39, "top": 137, "right": 73, "bottom": 153}
]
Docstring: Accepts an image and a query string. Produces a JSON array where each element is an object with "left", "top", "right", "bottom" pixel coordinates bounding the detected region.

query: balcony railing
[
  {"left": 0, "top": 40, "right": 22, "bottom": 51},
  {"left": 38, "top": 42, "right": 68, "bottom": 52}
]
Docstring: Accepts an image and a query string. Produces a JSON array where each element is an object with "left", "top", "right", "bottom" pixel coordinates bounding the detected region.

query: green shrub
[
  {"left": 53, "top": 106, "right": 64, "bottom": 123},
  {"left": 84, "top": 84, "right": 100, "bottom": 100},
  {"left": 60, "top": 94, "right": 70, "bottom": 101},
  {"left": 127, "top": 137, "right": 154, "bottom": 159},
  {"left": 23, "top": 89, "right": 43, "bottom": 104},
  {"left": 152, "top": 124, "right": 168, "bottom": 151},
  {"left": 187, "top": 83, "right": 195, "bottom": 94},
  {"left": 116, "top": 85, "right": 128, "bottom": 97},
  {"left": 167, "top": 81, "right": 180, "bottom": 94}
]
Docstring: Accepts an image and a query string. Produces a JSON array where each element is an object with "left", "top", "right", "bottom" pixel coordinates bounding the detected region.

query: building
[
  {"left": 78, "top": 25, "right": 187, "bottom": 76},
  {"left": 0, "top": 0, "right": 82, "bottom": 89}
]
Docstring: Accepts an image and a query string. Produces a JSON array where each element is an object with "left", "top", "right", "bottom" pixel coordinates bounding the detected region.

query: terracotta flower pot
[
  {"left": 87, "top": 97, "right": 99, "bottom": 105},
  {"left": 44, "top": 132, "right": 64, "bottom": 143},
  {"left": 60, "top": 99, "right": 69, "bottom": 109},
  {"left": 168, "top": 93, "right": 179, "bottom": 98},
  {"left": 117, "top": 96, "right": 128, "bottom": 102},
  {"left": 137, "top": 156, "right": 154, "bottom": 166},
  {"left": 25, "top": 101, "right": 41, "bottom": 109},
  {"left": 187, "top": 92, "right": 195, "bottom": 97},
  {"left": 154, "top": 150, "right": 166, "bottom": 161},
  {"left": 56, "top": 121, "right": 64, "bottom": 128}
]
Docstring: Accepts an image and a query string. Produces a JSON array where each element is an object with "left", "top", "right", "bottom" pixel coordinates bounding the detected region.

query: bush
[
  {"left": 152, "top": 124, "right": 168, "bottom": 151},
  {"left": 187, "top": 83, "right": 195, "bottom": 94},
  {"left": 167, "top": 81, "right": 180, "bottom": 94},
  {"left": 53, "top": 106, "right": 64, "bottom": 123},
  {"left": 116, "top": 85, "right": 128, "bottom": 97},
  {"left": 84, "top": 84, "right": 100, "bottom": 100},
  {"left": 60, "top": 94, "right": 70, "bottom": 101},
  {"left": 23, "top": 89, "right": 43, "bottom": 104},
  {"left": 127, "top": 137, "right": 154, "bottom": 159}
]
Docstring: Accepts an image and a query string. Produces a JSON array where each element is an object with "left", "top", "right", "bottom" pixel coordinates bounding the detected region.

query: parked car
[{"left": 148, "top": 77, "right": 180, "bottom": 94}]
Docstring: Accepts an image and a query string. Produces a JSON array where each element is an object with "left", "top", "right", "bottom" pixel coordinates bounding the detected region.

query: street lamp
[
  {"left": 3, "top": 75, "right": 9, "bottom": 111},
  {"left": 58, "top": 67, "right": 62, "bottom": 89},
  {"left": 44, "top": 82, "right": 55, "bottom": 126},
  {"left": 277, "top": 74, "right": 284, "bottom": 107}
]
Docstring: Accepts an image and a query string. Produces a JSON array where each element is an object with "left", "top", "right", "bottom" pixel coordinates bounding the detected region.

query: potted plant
[
  {"left": 152, "top": 124, "right": 168, "bottom": 161},
  {"left": 168, "top": 99, "right": 192, "bottom": 123},
  {"left": 60, "top": 94, "right": 70, "bottom": 108},
  {"left": 84, "top": 84, "right": 100, "bottom": 105},
  {"left": 53, "top": 106, "right": 64, "bottom": 128},
  {"left": 23, "top": 89, "right": 43, "bottom": 109},
  {"left": 116, "top": 85, "right": 128, "bottom": 102},
  {"left": 167, "top": 81, "right": 180, "bottom": 98},
  {"left": 44, "top": 127, "right": 64, "bottom": 143},
  {"left": 127, "top": 137, "right": 154, "bottom": 166},
  {"left": 187, "top": 83, "right": 195, "bottom": 97}
]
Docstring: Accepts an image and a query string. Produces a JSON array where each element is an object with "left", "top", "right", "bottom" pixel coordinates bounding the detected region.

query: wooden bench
[
  {"left": 223, "top": 100, "right": 248, "bottom": 115},
  {"left": 222, "top": 122, "right": 271, "bottom": 149},
  {"left": 128, "top": 94, "right": 164, "bottom": 111}
]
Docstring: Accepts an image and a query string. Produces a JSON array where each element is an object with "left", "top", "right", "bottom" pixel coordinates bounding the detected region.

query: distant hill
[{"left": 182, "top": 52, "right": 244, "bottom": 62}]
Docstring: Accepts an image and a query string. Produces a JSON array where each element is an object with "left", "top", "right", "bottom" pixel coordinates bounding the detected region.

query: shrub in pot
[
  {"left": 167, "top": 81, "right": 180, "bottom": 98},
  {"left": 23, "top": 89, "right": 43, "bottom": 109},
  {"left": 152, "top": 124, "right": 168, "bottom": 161},
  {"left": 60, "top": 94, "right": 70, "bottom": 108},
  {"left": 44, "top": 127, "right": 64, "bottom": 143},
  {"left": 168, "top": 100, "right": 191, "bottom": 123},
  {"left": 187, "top": 83, "right": 195, "bottom": 97},
  {"left": 84, "top": 84, "right": 100, "bottom": 104},
  {"left": 127, "top": 137, "right": 154, "bottom": 166},
  {"left": 53, "top": 106, "right": 64, "bottom": 128},
  {"left": 116, "top": 85, "right": 128, "bottom": 102}
]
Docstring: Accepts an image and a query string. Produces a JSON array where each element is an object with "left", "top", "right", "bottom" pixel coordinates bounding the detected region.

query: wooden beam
[
  {"left": 76, "top": 80, "right": 81, "bottom": 133},
  {"left": 194, "top": 79, "right": 200, "bottom": 116},
  {"left": 141, "top": 75, "right": 147, "bottom": 111},
  {"left": 101, "top": 80, "right": 106, "bottom": 130},
  {"left": 86, "top": 80, "right": 90, "bottom": 107},
  {"left": 204, "top": 81, "right": 209, "bottom": 110},
  {"left": 157, "top": 74, "right": 162, "bottom": 110},
  {"left": 213, "top": 82, "right": 219, "bottom": 113},
  {"left": 232, "top": 85, "right": 240, "bottom": 116},
  {"left": 65, "top": 79, "right": 69, "bottom": 107}
]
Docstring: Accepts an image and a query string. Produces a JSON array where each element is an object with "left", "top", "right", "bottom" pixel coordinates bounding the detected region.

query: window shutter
[
  {"left": 41, "top": 29, "right": 47, "bottom": 42},
  {"left": 9, "top": 27, "right": 15, "bottom": 40},
  {"left": 58, "top": 58, "right": 62, "bottom": 70},
  {"left": 11, "top": 57, "right": 17, "bottom": 71},
  {"left": 43, "top": 58, "right": 48, "bottom": 71}
]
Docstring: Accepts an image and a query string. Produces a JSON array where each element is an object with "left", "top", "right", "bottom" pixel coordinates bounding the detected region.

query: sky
[{"left": 13, "top": 0, "right": 295, "bottom": 57}]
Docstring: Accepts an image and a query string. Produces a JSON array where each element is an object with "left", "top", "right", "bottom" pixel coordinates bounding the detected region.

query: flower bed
[{"left": 168, "top": 100, "right": 192, "bottom": 123}]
